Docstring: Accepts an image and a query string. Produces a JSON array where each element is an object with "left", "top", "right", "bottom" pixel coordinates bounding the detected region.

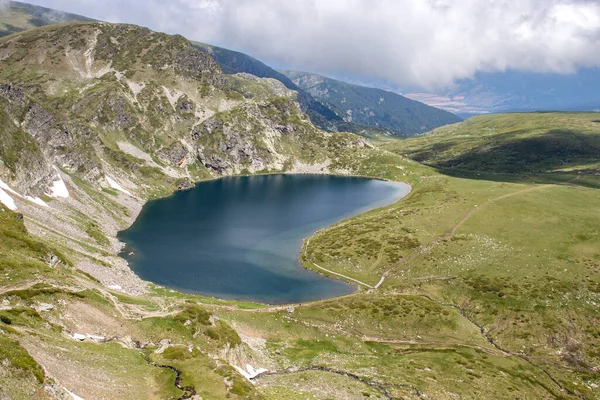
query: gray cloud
[{"left": 23, "top": 0, "right": 600, "bottom": 89}]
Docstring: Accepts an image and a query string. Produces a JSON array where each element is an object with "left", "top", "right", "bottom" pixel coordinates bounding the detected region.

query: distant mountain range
[
  {"left": 3, "top": 1, "right": 597, "bottom": 124},
  {"left": 281, "top": 70, "right": 462, "bottom": 135},
  {"left": 193, "top": 41, "right": 345, "bottom": 132}
]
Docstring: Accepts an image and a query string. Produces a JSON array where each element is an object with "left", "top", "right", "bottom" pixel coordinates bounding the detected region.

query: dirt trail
[
  {"left": 221, "top": 175, "right": 585, "bottom": 315},
  {"left": 360, "top": 335, "right": 508, "bottom": 357},
  {"left": 304, "top": 238, "right": 374, "bottom": 288},
  {"left": 251, "top": 365, "right": 425, "bottom": 400},
  {"left": 303, "top": 175, "right": 582, "bottom": 292},
  {"left": 379, "top": 173, "right": 584, "bottom": 284}
]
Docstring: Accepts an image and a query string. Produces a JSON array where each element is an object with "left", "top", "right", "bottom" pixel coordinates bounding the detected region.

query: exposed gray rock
[{"left": 158, "top": 142, "right": 189, "bottom": 166}]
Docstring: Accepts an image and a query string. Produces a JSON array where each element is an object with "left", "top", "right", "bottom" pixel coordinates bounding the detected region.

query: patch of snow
[
  {"left": 72, "top": 333, "right": 86, "bottom": 341},
  {"left": 108, "top": 284, "right": 122, "bottom": 291},
  {"left": 87, "top": 334, "right": 105, "bottom": 342},
  {"left": 106, "top": 176, "right": 133, "bottom": 197},
  {"left": 65, "top": 388, "right": 85, "bottom": 400},
  {"left": 47, "top": 167, "right": 70, "bottom": 198},
  {"left": 26, "top": 196, "right": 48, "bottom": 208},
  {"left": 234, "top": 364, "right": 268, "bottom": 380},
  {"left": 0, "top": 187, "right": 17, "bottom": 210},
  {"left": 0, "top": 179, "right": 16, "bottom": 194},
  {"left": 0, "top": 179, "right": 47, "bottom": 208}
]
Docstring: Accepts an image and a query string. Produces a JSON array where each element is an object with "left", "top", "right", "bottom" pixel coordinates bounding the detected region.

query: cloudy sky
[{"left": 17, "top": 0, "right": 600, "bottom": 91}]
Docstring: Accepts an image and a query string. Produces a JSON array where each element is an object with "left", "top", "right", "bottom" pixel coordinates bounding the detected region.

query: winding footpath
[
  {"left": 251, "top": 366, "right": 426, "bottom": 400},
  {"left": 382, "top": 173, "right": 583, "bottom": 282},
  {"left": 305, "top": 239, "right": 374, "bottom": 289}
]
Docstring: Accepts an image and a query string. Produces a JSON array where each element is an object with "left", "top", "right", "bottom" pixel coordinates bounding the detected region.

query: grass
[
  {"left": 0, "top": 17, "right": 599, "bottom": 398},
  {"left": 0, "top": 207, "right": 74, "bottom": 287},
  {"left": 205, "top": 320, "right": 242, "bottom": 347},
  {"left": 2, "top": 103, "right": 599, "bottom": 398},
  {"left": 384, "top": 112, "right": 600, "bottom": 174},
  {"left": 149, "top": 350, "right": 261, "bottom": 399},
  {"left": 0, "top": 336, "right": 44, "bottom": 383},
  {"left": 297, "top": 113, "right": 600, "bottom": 398}
]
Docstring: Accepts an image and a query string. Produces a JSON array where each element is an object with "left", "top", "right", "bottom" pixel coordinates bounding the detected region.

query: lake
[{"left": 118, "top": 174, "right": 410, "bottom": 304}]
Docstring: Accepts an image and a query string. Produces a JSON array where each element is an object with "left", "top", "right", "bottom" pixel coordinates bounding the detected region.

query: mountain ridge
[
  {"left": 0, "top": 1, "right": 460, "bottom": 136},
  {"left": 282, "top": 69, "right": 463, "bottom": 135}
]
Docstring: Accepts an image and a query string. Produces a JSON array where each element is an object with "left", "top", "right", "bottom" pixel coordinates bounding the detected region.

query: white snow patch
[
  {"left": 0, "top": 178, "right": 16, "bottom": 194},
  {"left": 108, "top": 284, "right": 122, "bottom": 291},
  {"left": 234, "top": 364, "right": 268, "bottom": 380},
  {"left": 25, "top": 196, "right": 48, "bottom": 208},
  {"left": 106, "top": 176, "right": 133, "bottom": 197},
  {"left": 72, "top": 333, "right": 86, "bottom": 341},
  {"left": 87, "top": 334, "right": 105, "bottom": 342},
  {"left": 0, "top": 187, "right": 17, "bottom": 210},
  {"left": 47, "top": 167, "right": 69, "bottom": 198},
  {"left": 65, "top": 388, "right": 85, "bottom": 400},
  {"left": 0, "top": 179, "right": 48, "bottom": 208}
]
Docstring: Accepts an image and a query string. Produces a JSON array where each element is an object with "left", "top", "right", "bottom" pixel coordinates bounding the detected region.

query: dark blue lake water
[{"left": 118, "top": 174, "right": 410, "bottom": 304}]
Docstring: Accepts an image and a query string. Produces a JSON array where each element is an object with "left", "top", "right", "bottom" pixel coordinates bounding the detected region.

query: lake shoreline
[{"left": 117, "top": 174, "right": 411, "bottom": 304}]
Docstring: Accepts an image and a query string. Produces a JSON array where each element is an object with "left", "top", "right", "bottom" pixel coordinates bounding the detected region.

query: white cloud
[{"left": 23, "top": 0, "right": 600, "bottom": 89}]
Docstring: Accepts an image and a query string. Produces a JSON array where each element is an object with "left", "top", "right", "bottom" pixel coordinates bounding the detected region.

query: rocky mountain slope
[
  {"left": 194, "top": 41, "right": 344, "bottom": 132},
  {"left": 1, "top": 1, "right": 461, "bottom": 137},
  {"left": 193, "top": 42, "right": 298, "bottom": 89},
  {"left": 282, "top": 70, "right": 463, "bottom": 135},
  {"left": 0, "top": 21, "right": 387, "bottom": 290}
]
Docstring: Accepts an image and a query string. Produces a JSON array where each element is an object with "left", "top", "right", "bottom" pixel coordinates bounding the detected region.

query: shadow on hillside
[
  {"left": 412, "top": 130, "right": 600, "bottom": 189},
  {"left": 0, "top": 25, "right": 25, "bottom": 38},
  {"left": 433, "top": 168, "right": 599, "bottom": 189}
]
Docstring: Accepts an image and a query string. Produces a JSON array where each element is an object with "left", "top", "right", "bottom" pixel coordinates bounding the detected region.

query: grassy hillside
[
  {"left": 384, "top": 112, "right": 600, "bottom": 174},
  {"left": 302, "top": 112, "right": 600, "bottom": 398},
  {"left": 282, "top": 70, "right": 463, "bottom": 135}
]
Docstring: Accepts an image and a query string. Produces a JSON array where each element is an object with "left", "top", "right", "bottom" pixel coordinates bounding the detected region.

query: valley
[{"left": 0, "top": 4, "right": 598, "bottom": 400}]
